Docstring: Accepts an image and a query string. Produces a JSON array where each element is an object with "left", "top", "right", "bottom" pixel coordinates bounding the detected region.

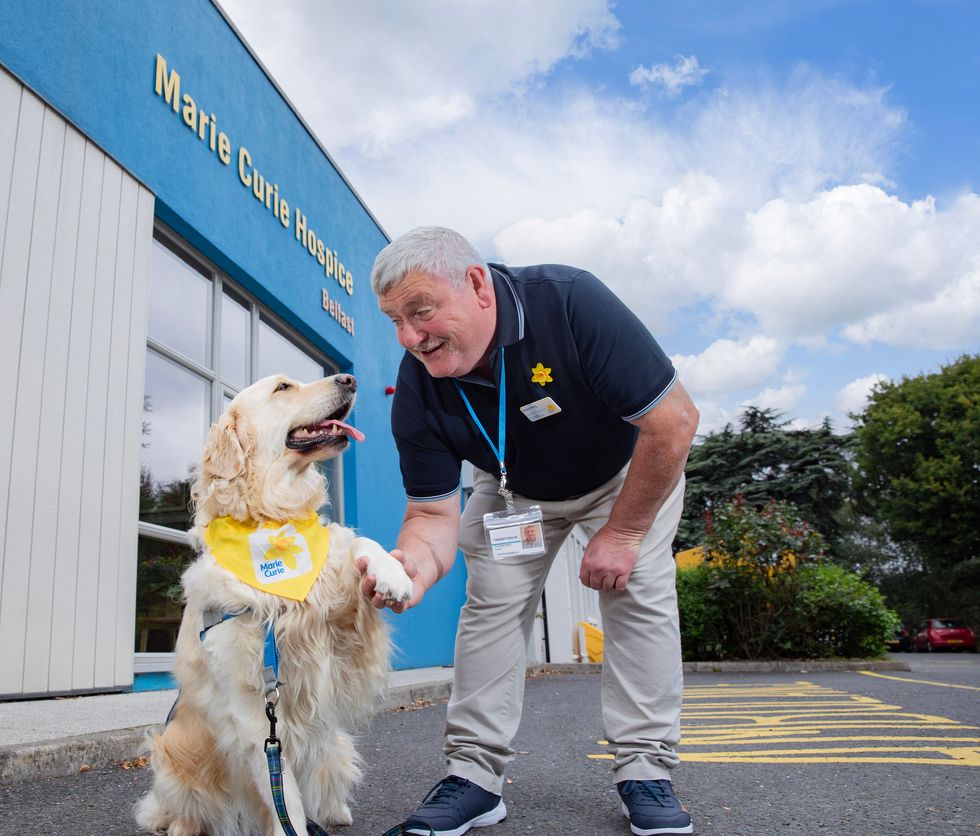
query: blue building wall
[{"left": 0, "top": 0, "right": 464, "bottom": 667}]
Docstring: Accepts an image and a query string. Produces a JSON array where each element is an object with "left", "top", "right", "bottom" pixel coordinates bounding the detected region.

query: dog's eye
[{"left": 275, "top": 382, "right": 292, "bottom": 392}]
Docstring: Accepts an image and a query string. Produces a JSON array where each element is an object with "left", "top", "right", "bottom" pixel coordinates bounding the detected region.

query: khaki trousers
[{"left": 445, "top": 465, "right": 686, "bottom": 794}]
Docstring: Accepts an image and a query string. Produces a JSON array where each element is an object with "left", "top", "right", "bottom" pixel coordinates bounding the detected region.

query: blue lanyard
[{"left": 453, "top": 348, "right": 509, "bottom": 491}]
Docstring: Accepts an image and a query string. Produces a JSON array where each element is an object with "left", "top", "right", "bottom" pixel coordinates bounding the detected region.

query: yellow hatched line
[
  {"left": 682, "top": 710, "right": 953, "bottom": 723},
  {"left": 858, "top": 671, "right": 980, "bottom": 691},
  {"left": 681, "top": 700, "right": 879, "bottom": 709},
  {"left": 681, "top": 736, "right": 980, "bottom": 746},
  {"left": 683, "top": 689, "right": 845, "bottom": 697},
  {"left": 678, "top": 752, "right": 980, "bottom": 766},
  {"left": 589, "top": 680, "right": 980, "bottom": 767},
  {"left": 683, "top": 720, "right": 977, "bottom": 734},
  {"left": 681, "top": 703, "right": 907, "bottom": 717}
]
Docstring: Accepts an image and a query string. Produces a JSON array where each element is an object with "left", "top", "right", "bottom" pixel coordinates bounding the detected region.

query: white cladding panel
[
  {"left": 0, "top": 67, "right": 153, "bottom": 697},
  {"left": 543, "top": 525, "right": 602, "bottom": 663}
]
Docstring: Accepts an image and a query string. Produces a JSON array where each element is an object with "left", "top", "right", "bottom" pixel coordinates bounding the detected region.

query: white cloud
[
  {"left": 725, "top": 185, "right": 937, "bottom": 334},
  {"left": 834, "top": 373, "right": 889, "bottom": 417},
  {"left": 219, "top": 0, "right": 620, "bottom": 150},
  {"left": 741, "top": 383, "right": 806, "bottom": 413},
  {"left": 493, "top": 175, "right": 739, "bottom": 328},
  {"left": 630, "top": 55, "right": 709, "bottom": 97},
  {"left": 671, "top": 336, "right": 784, "bottom": 397},
  {"left": 724, "top": 187, "right": 980, "bottom": 341},
  {"left": 842, "top": 268, "right": 980, "bottom": 349}
]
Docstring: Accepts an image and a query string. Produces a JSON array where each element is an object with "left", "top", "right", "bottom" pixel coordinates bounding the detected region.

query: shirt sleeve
[
  {"left": 564, "top": 270, "right": 676, "bottom": 420},
  {"left": 391, "top": 357, "right": 463, "bottom": 501}
]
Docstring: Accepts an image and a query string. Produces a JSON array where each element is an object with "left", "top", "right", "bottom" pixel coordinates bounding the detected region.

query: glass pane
[
  {"left": 140, "top": 349, "right": 210, "bottom": 530},
  {"left": 148, "top": 239, "right": 212, "bottom": 366},
  {"left": 258, "top": 319, "right": 323, "bottom": 383},
  {"left": 221, "top": 290, "right": 250, "bottom": 390},
  {"left": 135, "top": 536, "right": 196, "bottom": 652}
]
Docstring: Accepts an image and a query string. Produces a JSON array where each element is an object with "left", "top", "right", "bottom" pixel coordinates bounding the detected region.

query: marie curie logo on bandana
[{"left": 249, "top": 524, "right": 313, "bottom": 583}]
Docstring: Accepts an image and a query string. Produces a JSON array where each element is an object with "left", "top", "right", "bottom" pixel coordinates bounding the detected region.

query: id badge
[{"left": 483, "top": 505, "right": 547, "bottom": 560}]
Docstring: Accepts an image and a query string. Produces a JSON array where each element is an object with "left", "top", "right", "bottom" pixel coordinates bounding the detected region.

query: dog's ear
[{"left": 202, "top": 407, "right": 252, "bottom": 481}]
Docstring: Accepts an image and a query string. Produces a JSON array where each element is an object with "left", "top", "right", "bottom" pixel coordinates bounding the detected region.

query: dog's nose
[{"left": 335, "top": 374, "right": 356, "bottom": 391}]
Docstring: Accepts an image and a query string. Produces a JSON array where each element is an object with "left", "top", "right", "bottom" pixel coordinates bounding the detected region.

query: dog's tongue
[{"left": 331, "top": 420, "right": 365, "bottom": 442}]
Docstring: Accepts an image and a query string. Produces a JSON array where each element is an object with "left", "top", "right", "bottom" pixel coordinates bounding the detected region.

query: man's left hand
[{"left": 579, "top": 525, "right": 641, "bottom": 591}]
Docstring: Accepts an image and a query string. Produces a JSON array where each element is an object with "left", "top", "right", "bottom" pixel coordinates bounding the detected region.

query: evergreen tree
[{"left": 678, "top": 407, "right": 853, "bottom": 549}]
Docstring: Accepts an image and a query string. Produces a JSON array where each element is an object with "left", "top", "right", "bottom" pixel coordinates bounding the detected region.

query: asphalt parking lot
[{"left": 3, "top": 654, "right": 977, "bottom": 835}]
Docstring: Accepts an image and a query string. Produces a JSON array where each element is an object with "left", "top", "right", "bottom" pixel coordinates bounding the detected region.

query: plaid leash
[{"left": 264, "top": 738, "right": 332, "bottom": 836}]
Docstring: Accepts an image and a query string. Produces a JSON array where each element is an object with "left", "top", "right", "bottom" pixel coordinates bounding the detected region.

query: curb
[
  {"left": 0, "top": 659, "right": 910, "bottom": 783},
  {"left": 0, "top": 680, "right": 454, "bottom": 784}
]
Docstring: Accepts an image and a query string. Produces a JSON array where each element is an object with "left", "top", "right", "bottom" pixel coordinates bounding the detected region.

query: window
[{"left": 137, "top": 226, "right": 342, "bottom": 655}]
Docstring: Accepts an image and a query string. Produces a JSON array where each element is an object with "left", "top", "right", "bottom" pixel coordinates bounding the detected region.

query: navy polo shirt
[{"left": 391, "top": 264, "right": 677, "bottom": 502}]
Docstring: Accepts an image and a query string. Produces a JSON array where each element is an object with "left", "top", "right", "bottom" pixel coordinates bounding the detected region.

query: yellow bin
[{"left": 578, "top": 621, "right": 604, "bottom": 663}]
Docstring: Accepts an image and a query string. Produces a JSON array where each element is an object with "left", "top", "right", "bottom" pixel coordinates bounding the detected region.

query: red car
[{"left": 913, "top": 618, "right": 978, "bottom": 652}]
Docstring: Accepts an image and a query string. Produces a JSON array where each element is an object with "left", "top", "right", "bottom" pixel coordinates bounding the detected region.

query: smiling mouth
[
  {"left": 285, "top": 402, "right": 365, "bottom": 452},
  {"left": 416, "top": 345, "right": 446, "bottom": 362}
]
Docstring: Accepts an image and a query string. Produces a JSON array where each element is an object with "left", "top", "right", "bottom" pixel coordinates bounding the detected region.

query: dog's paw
[{"left": 371, "top": 558, "right": 414, "bottom": 604}]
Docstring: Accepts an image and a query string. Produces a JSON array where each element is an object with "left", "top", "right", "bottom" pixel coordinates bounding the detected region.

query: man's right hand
[{"left": 356, "top": 549, "right": 424, "bottom": 613}]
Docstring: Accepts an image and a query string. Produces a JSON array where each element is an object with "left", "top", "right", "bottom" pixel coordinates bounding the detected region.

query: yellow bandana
[{"left": 204, "top": 513, "right": 330, "bottom": 602}]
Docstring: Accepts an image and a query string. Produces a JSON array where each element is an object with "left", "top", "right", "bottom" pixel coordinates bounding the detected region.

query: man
[{"left": 359, "top": 226, "right": 699, "bottom": 836}]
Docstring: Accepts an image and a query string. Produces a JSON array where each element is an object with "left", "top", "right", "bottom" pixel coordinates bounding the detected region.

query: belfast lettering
[{"left": 322, "top": 288, "right": 355, "bottom": 336}]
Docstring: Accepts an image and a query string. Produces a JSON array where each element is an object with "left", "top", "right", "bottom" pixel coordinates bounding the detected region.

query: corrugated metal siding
[
  {"left": 0, "top": 67, "right": 153, "bottom": 697},
  {"left": 543, "top": 526, "right": 602, "bottom": 663}
]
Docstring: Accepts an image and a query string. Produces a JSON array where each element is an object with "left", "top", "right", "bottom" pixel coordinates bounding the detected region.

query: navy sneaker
[
  {"left": 401, "top": 775, "right": 507, "bottom": 836},
  {"left": 618, "top": 780, "right": 693, "bottom": 835}
]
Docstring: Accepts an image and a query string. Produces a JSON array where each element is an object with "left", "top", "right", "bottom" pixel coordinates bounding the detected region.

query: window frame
[{"left": 137, "top": 222, "right": 343, "bottom": 662}]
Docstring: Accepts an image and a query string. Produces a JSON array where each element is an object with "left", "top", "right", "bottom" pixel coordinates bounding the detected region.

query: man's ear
[
  {"left": 467, "top": 264, "right": 494, "bottom": 309},
  {"left": 201, "top": 407, "right": 252, "bottom": 481}
]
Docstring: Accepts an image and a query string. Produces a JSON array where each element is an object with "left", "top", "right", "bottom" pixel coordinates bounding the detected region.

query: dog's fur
[{"left": 136, "top": 374, "right": 413, "bottom": 836}]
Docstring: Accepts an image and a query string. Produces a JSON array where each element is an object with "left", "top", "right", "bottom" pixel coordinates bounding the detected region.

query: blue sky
[{"left": 221, "top": 0, "right": 979, "bottom": 435}]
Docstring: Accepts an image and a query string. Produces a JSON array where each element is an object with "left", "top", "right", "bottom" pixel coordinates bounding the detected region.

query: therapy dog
[{"left": 136, "top": 373, "right": 414, "bottom": 836}]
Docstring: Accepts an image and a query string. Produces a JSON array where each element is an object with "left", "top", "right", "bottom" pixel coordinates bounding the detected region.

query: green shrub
[
  {"left": 676, "top": 566, "right": 723, "bottom": 661},
  {"left": 789, "top": 563, "right": 900, "bottom": 658},
  {"left": 675, "top": 497, "right": 900, "bottom": 659}
]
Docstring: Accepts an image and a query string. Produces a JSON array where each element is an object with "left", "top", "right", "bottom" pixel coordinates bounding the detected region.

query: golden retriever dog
[{"left": 136, "top": 373, "right": 413, "bottom": 836}]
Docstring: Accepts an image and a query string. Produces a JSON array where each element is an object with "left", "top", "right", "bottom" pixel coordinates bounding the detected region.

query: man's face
[{"left": 379, "top": 267, "right": 494, "bottom": 379}]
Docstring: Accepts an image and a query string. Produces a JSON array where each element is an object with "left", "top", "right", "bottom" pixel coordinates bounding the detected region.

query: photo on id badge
[{"left": 483, "top": 506, "right": 547, "bottom": 560}]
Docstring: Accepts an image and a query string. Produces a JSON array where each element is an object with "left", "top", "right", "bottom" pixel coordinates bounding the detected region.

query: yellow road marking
[
  {"left": 857, "top": 670, "right": 980, "bottom": 691},
  {"left": 681, "top": 736, "right": 980, "bottom": 746},
  {"left": 681, "top": 753, "right": 980, "bottom": 765},
  {"left": 681, "top": 705, "right": 954, "bottom": 725},
  {"left": 589, "top": 679, "right": 979, "bottom": 766},
  {"left": 684, "top": 697, "right": 880, "bottom": 711}
]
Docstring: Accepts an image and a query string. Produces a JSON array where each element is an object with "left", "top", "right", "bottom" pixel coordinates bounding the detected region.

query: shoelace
[
  {"left": 419, "top": 776, "right": 472, "bottom": 810},
  {"left": 629, "top": 780, "right": 672, "bottom": 807}
]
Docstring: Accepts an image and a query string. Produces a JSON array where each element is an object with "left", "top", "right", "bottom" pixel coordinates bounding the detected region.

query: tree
[
  {"left": 851, "top": 355, "right": 980, "bottom": 627},
  {"left": 678, "top": 407, "right": 853, "bottom": 550},
  {"left": 852, "top": 355, "right": 980, "bottom": 573}
]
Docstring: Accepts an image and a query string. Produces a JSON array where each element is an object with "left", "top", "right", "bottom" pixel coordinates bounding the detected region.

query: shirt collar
[
  {"left": 488, "top": 264, "right": 525, "bottom": 348},
  {"left": 454, "top": 264, "right": 525, "bottom": 387}
]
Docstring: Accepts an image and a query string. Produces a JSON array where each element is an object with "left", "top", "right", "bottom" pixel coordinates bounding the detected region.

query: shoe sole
[
  {"left": 621, "top": 801, "right": 694, "bottom": 835},
  {"left": 405, "top": 799, "right": 508, "bottom": 836}
]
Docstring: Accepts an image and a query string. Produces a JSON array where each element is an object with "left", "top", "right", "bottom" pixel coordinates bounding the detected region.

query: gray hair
[{"left": 370, "top": 226, "right": 490, "bottom": 296}]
